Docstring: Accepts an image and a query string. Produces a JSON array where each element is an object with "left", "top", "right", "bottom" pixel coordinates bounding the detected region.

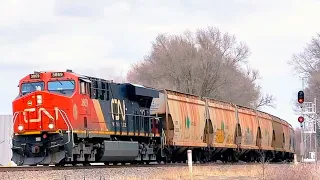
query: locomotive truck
[{"left": 10, "top": 70, "right": 294, "bottom": 166}]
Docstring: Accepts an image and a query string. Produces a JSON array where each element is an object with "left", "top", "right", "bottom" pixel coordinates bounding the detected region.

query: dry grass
[
  {"left": 147, "top": 163, "right": 320, "bottom": 180},
  {"left": 0, "top": 163, "right": 319, "bottom": 180}
]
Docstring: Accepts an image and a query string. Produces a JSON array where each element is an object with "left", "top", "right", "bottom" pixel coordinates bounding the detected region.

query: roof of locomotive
[{"left": 19, "top": 70, "right": 80, "bottom": 84}]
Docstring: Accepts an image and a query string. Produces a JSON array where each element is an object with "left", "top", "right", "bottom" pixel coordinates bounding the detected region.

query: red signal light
[
  {"left": 298, "top": 116, "right": 304, "bottom": 123},
  {"left": 298, "top": 91, "right": 304, "bottom": 104}
]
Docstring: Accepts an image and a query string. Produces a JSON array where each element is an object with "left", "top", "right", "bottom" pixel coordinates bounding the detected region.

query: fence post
[
  {"left": 187, "top": 150, "right": 192, "bottom": 174},
  {"left": 294, "top": 154, "right": 298, "bottom": 165}
]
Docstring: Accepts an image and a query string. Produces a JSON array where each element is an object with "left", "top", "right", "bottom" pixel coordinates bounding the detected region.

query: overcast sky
[{"left": 1, "top": 0, "right": 319, "bottom": 128}]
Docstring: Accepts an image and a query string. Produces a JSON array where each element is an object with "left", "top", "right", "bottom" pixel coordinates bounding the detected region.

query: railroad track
[{"left": 0, "top": 161, "right": 293, "bottom": 172}]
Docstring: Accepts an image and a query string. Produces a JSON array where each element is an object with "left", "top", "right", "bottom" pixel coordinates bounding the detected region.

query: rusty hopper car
[
  {"left": 150, "top": 89, "right": 294, "bottom": 163},
  {"left": 11, "top": 70, "right": 293, "bottom": 166}
]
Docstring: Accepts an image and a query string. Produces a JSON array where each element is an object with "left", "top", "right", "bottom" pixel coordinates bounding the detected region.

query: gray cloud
[{"left": 54, "top": 0, "right": 105, "bottom": 18}]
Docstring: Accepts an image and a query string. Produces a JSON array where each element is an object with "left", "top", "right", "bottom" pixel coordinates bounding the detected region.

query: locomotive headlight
[
  {"left": 18, "top": 125, "right": 23, "bottom": 131},
  {"left": 48, "top": 123, "right": 54, "bottom": 129},
  {"left": 36, "top": 95, "right": 42, "bottom": 105}
]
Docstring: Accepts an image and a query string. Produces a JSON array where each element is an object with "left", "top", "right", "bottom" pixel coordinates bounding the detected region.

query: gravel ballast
[{"left": 0, "top": 163, "right": 319, "bottom": 180}]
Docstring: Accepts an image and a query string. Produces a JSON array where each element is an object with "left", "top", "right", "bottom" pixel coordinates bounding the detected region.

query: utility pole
[{"left": 315, "top": 99, "right": 318, "bottom": 165}]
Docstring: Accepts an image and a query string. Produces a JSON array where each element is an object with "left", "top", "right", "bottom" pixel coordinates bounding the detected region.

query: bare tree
[
  {"left": 254, "top": 93, "right": 276, "bottom": 109},
  {"left": 289, "top": 33, "right": 320, "bottom": 77},
  {"left": 288, "top": 33, "right": 320, "bottom": 113},
  {"left": 127, "top": 26, "right": 275, "bottom": 108}
]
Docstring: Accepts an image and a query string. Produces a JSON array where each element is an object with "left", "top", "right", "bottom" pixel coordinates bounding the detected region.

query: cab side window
[
  {"left": 80, "top": 81, "right": 90, "bottom": 95},
  {"left": 80, "top": 81, "right": 86, "bottom": 94}
]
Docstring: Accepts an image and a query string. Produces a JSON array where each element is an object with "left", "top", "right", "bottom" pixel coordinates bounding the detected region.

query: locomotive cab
[
  {"left": 13, "top": 71, "right": 77, "bottom": 133},
  {"left": 11, "top": 71, "right": 81, "bottom": 165}
]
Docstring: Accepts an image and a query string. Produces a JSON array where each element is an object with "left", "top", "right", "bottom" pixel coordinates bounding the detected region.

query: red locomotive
[
  {"left": 11, "top": 70, "right": 294, "bottom": 166},
  {"left": 11, "top": 70, "right": 162, "bottom": 166}
]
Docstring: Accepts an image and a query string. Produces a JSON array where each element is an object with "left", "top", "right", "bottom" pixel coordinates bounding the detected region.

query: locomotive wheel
[
  {"left": 56, "top": 163, "right": 65, "bottom": 167},
  {"left": 83, "top": 162, "right": 91, "bottom": 166}
]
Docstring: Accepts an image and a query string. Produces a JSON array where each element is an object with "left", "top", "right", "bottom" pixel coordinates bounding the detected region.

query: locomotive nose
[{"left": 16, "top": 91, "right": 58, "bottom": 132}]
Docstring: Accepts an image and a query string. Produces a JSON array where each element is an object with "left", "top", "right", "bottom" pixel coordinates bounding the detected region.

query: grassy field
[{"left": 0, "top": 163, "right": 319, "bottom": 180}]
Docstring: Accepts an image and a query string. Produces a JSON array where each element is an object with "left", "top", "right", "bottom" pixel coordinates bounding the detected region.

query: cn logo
[
  {"left": 81, "top": 98, "right": 88, "bottom": 107},
  {"left": 22, "top": 107, "right": 58, "bottom": 123},
  {"left": 111, "top": 99, "right": 126, "bottom": 121}
]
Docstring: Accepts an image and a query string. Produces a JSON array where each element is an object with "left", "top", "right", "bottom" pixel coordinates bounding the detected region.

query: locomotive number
[
  {"left": 112, "top": 121, "right": 127, "bottom": 128},
  {"left": 81, "top": 98, "right": 88, "bottom": 107},
  {"left": 111, "top": 98, "right": 126, "bottom": 121}
]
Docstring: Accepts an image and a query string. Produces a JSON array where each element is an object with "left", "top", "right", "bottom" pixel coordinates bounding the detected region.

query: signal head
[
  {"left": 298, "top": 90, "right": 304, "bottom": 104},
  {"left": 298, "top": 116, "right": 304, "bottom": 123}
]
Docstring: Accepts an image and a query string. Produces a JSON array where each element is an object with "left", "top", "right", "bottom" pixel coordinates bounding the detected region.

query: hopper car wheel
[
  {"left": 156, "top": 148, "right": 169, "bottom": 164},
  {"left": 232, "top": 149, "right": 240, "bottom": 162},
  {"left": 56, "top": 160, "right": 66, "bottom": 167},
  {"left": 258, "top": 151, "right": 266, "bottom": 163},
  {"left": 71, "top": 162, "right": 79, "bottom": 166},
  {"left": 194, "top": 150, "right": 201, "bottom": 163}
]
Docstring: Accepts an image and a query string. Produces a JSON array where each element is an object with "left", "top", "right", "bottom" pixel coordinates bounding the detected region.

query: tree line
[{"left": 126, "top": 26, "right": 275, "bottom": 109}]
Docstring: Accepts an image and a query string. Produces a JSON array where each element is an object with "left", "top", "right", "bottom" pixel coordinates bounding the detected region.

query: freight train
[{"left": 10, "top": 70, "right": 295, "bottom": 166}]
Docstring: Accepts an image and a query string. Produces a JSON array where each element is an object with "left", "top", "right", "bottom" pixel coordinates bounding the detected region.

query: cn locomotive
[{"left": 11, "top": 70, "right": 294, "bottom": 166}]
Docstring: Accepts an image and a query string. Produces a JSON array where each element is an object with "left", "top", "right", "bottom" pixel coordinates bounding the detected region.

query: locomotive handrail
[
  {"left": 12, "top": 112, "right": 19, "bottom": 125},
  {"left": 58, "top": 109, "right": 74, "bottom": 146},
  {"left": 109, "top": 112, "right": 162, "bottom": 137},
  {"left": 10, "top": 111, "right": 23, "bottom": 150},
  {"left": 10, "top": 111, "right": 21, "bottom": 139},
  {"left": 10, "top": 109, "right": 74, "bottom": 148},
  {"left": 48, "top": 109, "right": 74, "bottom": 149},
  {"left": 110, "top": 112, "right": 161, "bottom": 118}
]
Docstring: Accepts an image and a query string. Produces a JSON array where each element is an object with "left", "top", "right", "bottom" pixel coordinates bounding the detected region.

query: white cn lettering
[{"left": 111, "top": 99, "right": 126, "bottom": 121}]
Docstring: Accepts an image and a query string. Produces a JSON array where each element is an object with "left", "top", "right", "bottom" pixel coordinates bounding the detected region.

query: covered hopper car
[{"left": 10, "top": 70, "right": 294, "bottom": 166}]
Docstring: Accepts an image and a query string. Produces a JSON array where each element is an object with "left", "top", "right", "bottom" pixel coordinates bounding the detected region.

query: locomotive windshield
[
  {"left": 48, "top": 80, "right": 75, "bottom": 94},
  {"left": 21, "top": 82, "right": 45, "bottom": 95}
]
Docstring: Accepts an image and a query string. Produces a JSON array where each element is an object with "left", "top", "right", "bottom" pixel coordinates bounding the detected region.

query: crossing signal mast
[
  {"left": 298, "top": 90, "right": 305, "bottom": 127},
  {"left": 298, "top": 86, "right": 318, "bottom": 163}
]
